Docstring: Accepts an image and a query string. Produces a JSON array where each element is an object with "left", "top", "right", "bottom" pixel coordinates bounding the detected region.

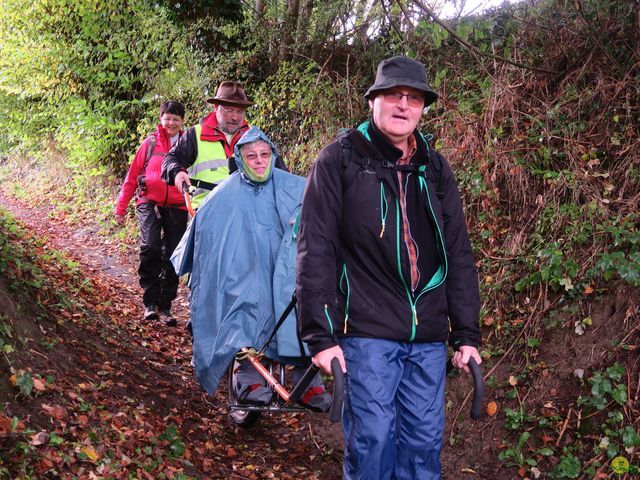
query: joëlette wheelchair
[{"left": 227, "top": 295, "right": 344, "bottom": 428}]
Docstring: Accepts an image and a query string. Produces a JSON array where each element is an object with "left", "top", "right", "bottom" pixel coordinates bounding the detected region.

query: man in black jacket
[{"left": 296, "top": 56, "right": 482, "bottom": 479}]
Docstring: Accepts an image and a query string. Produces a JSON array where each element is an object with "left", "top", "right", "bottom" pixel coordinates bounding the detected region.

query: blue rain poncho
[{"left": 172, "top": 127, "right": 308, "bottom": 394}]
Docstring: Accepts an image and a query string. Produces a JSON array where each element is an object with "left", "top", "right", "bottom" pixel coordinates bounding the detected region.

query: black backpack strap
[
  {"left": 189, "top": 178, "right": 217, "bottom": 191},
  {"left": 426, "top": 149, "right": 445, "bottom": 197},
  {"left": 141, "top": 135, "right": 157, "bottom": 174},
  {"left": 381, "top": 160, "right": 423, "bottom": 174},
  {"left": 339, "top": 136, "right": 361, "bottom": 191},
  {"left": 416, "top": 132, "right": 444, "bottom": 196},
  {"left": 136, "top": 135, "right": 157, "bottom": 197},
  {"left": 338, "top": 129, "right": 381, "bottom": 191}
]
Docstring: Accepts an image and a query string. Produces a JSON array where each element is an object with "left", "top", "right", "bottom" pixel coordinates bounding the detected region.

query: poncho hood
[{"left": 234, "top": 126, "right": 278, "bottom": 184}]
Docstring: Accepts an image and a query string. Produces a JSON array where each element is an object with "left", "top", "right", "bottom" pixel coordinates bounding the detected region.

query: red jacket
[{"left": 115, "top": 125, "right": 186, "bottom": 215}]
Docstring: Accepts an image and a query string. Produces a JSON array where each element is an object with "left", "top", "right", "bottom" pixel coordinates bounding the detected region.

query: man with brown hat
[
  {"left": 296, "top": 56, "right": 482, "bottom": 479},
  {"left": 162, "top": 81, "right": 286, "bottom": 208}
]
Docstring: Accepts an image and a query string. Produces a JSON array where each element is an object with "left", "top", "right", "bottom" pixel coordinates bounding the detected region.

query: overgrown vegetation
[{"left": 0, "top": 0, "right": 638, "bottom": 477}]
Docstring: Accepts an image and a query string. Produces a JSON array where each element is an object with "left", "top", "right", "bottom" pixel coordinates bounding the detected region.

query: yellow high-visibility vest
[{"left": 189, "top": 124, "right": 230, "bottom": 208}]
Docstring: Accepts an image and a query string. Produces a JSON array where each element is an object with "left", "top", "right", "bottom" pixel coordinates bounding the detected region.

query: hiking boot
[
  {"left": 143, "top": 305, "right": 158, "bottom": 321},
  {"left": 159, "top": 310, "right": 178, "bottom": 327}
]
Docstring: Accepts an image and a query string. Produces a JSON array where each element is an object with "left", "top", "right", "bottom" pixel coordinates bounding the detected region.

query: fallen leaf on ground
[
  {"left": 41, "top": 404, "right": 67, "bottom": 421},
  {"left": 80, "top": 446, "right": 99, "bottom": 462},
  {"left": 33, "top": 377, "right": 46, "bottom": 392},
  {"left": 30, "top": 431, "right": 47, "bottom": 446},
  {"left": 0, "top": 415, "right": 12, "bottom": 438},
  {"left": 36, "top": 456, "right": 56, "bottom": 474}
]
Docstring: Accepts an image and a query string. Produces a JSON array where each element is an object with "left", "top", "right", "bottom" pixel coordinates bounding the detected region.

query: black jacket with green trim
[{"left": 296, "top": 120, "right": 481, "bottom": 356}]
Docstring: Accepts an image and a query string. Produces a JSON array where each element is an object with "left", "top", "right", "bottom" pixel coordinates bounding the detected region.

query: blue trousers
[{"left": 339, "top": 337, "right": 446, "bottom": 480}]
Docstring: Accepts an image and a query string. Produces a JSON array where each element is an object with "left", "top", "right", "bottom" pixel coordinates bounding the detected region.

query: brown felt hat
[
  {"left": 206, "top": 81, "right": 254, "bottom": 107},
  {"left": 365, "top": 56, "right": 438, "bottom": 107}
]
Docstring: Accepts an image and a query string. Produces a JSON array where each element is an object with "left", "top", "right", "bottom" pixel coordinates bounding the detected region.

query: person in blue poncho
[{"left": 172, "top": 126, "right": 330, "bottom": 412}]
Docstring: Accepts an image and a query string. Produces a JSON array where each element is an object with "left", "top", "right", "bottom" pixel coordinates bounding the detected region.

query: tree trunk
[
  {"left": 255, "top": 0, "right": 266, "bottom": 19},
  {"left": 352, "top": 0, "right": 370, "bottom": 49},
  {"left": 279, "top": 0, "right": 300, "bottom": 62},
  {"left": 295, "top": 0, "right": 313, "bottom": 56}
]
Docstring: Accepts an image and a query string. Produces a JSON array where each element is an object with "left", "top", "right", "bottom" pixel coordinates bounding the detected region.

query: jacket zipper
[
  {"left": 395, "top": 199, "right": 418, "bottom": 340},
  {"left": 394, "top": 177, "right": 449, "bottom": 341}
]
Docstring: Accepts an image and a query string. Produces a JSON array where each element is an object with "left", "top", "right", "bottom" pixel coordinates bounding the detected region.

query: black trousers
[{"left": 136, "top": 202, "right": 188, "bottom": 310}]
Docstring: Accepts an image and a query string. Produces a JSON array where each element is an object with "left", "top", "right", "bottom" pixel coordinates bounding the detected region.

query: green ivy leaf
[
  {"left": 591, "top": 376, "right": 612, "bottom": 396},
  {"left": 16, "top": 372, "right": 34, "bottom": 396},
  {"left": 527, "top": 338, "right": 540, "bottom": 348},
  {"left": 621, "top": 427, "right": 640, "bottom": 448},
  {"left": 49, "top": 433, "right": 65, "bottom": 446},
  {"left": 554, "top": 455, "right": 581, "bottom": 478},
  {"left": 606, "top": 441, "right": 619, "bottom": 459},
  {"left": 606, "top": 363, "right": 624, "bottom": 381},
  {"left": 612, "top": 384, "right": 627, "bottom": 405}
]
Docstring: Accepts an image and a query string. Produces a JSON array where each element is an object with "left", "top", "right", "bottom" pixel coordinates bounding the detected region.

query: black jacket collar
[{"left": 367, "top": 119, "right": 429, "bottom": 166}]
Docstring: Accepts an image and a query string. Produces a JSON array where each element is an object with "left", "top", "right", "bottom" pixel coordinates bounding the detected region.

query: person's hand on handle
[
  {"left": 452, "top": 345, "right": 482, "bottom": 374},
  {"left": 312, "top": 345, "right": 346, "bottom": 375},
  {"left": 174, "top": 171, "right": 190, "bottom": 191},
  {"left": 114, "top": 214, "right": 126, "bottom": 226}
]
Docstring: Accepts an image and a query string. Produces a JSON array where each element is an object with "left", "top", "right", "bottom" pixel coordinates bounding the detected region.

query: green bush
[
  {"left": 0, "top": 0, "right": 205, "bottom": 175},
  {"left": 252, "top": 61, "right": 365, "bottom": 174}
]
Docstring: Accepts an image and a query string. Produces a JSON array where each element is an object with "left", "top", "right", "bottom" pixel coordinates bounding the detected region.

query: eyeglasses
[
  {"left": 380, "top": 91, "right": 425, "bottom": 108},
  {"left": 218, "top": 105, "right": 246, "bottom": 116}
]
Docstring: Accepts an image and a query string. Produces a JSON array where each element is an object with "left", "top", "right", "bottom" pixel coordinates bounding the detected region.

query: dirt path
[{"left": 0, "top": 191, "right": 344, "bottom": 479}]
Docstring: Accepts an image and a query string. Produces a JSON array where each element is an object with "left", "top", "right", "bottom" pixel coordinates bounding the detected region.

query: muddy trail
[{"left": 0, "top": 192, "right": 345, "bottom": 479}]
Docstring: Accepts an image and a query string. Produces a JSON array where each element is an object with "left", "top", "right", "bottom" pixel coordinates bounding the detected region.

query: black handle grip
[
  {"left": 181, "top": 181, "right": 189, "bottom": 194},
  {"left": 468, "top": 357, "right": 484, "bottom": 420},
  {"left": 289, "top": 364, "right": 320, "bottom": 403},
  {"left": 329, "top": 357, "right": 345, "bottom": 423},
  {"left": 446, "top": 357, "right": 484, "bottom": 420}
]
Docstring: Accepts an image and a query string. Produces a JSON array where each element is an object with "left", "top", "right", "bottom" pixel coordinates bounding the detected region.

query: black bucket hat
[{"left": 365, "top": 56, "right": 438, "bottom": 107}]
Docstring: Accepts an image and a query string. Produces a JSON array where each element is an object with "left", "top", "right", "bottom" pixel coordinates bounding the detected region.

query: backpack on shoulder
[
  {"left": 136, "top": 135, "right": 157, "bottom": 196},
  {"left": 335, "top": 128, "right": 444, "bottom": 196}
]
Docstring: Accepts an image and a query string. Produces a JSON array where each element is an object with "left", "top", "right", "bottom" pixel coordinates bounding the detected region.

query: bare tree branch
[
  {"left": 380, "top": 0, "right": 404, "bottom": 38},
  {"left": 408, "top": 0, "right": 557, "bottom": 74},
  {"left": 255, "top": 0, "right": 266, "bottom": 19},
  {"left": 395, "top": 0, "right": 415, "bottom": 31}
]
